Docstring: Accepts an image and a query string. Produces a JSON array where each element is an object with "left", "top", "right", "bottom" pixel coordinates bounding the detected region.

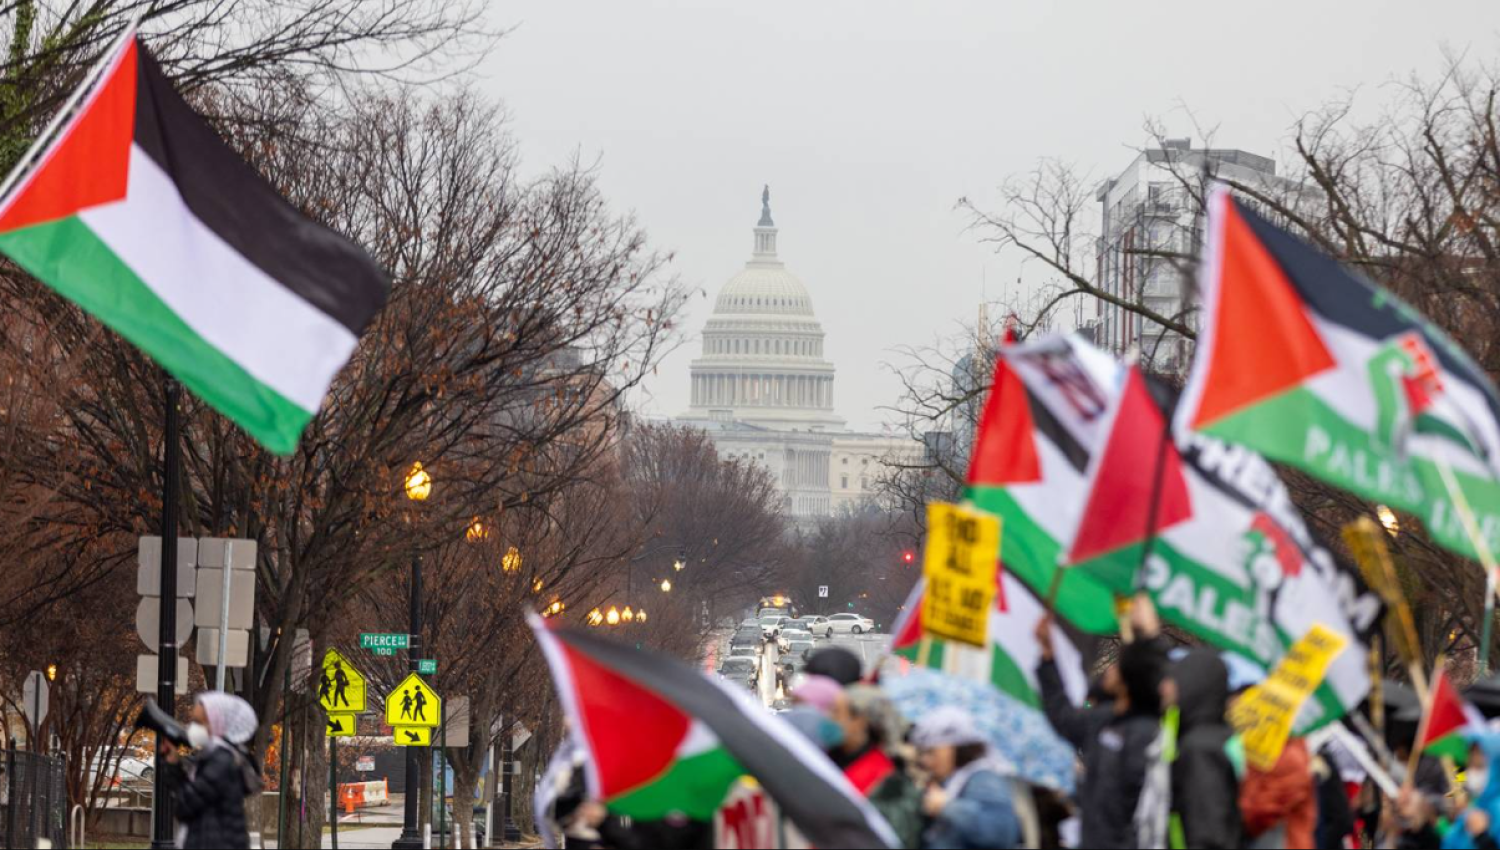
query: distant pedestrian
[
  {"left": 911, "top": 706, "right": 1021, "bottom": 849},
  {"left": 159, "top": 691, "right": 261, "bottom": 849},
  {"left": 1443, "top": 733, "right": 1500, "bottom": 849}
]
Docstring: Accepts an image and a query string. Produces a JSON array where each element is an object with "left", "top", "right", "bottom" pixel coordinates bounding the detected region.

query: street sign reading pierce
[{"left": 361, "top": 633, "right": 409, "bottom": 657}]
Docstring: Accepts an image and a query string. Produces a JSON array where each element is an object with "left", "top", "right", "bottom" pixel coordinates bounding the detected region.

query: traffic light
[{"left": 901, "top": 551, "right": 915, "bottom": 565}]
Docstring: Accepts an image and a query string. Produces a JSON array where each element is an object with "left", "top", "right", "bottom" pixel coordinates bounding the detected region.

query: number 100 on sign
[{"left": 922, "top": 503, "right": 1001, "bottom": 647}]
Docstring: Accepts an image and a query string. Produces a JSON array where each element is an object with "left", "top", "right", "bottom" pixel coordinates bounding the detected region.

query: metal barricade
[{"left": 1, "top": 747, "right": 70, "bottom": 849}]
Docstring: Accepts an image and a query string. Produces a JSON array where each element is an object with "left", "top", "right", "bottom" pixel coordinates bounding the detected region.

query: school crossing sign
[
  {"left": 385, "top": 671, "right": 442, "bottom": 749},
  {"left": 319, "top": 649, "right": 367, "bottom": 738}
]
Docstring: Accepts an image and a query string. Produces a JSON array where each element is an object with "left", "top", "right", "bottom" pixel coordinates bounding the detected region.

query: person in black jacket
[
  {"left": 1036, "top": 597, "right": 1167, "bottom": 849},
  {"left": 1167, "top": 649, "right": 1242, "bottom": 849},
  {"left": 158, "top": 691, "right": 261, "bottom": 850}
]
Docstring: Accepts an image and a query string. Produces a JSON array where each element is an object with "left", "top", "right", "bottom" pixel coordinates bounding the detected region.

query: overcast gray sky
[{"left": 481, "top": 1, "right": 1500, "bottom": 432}]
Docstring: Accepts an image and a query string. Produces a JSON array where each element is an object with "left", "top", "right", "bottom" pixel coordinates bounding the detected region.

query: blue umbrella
[{"left": 882, "top": 668, "right": 1077, "bottom": 793}]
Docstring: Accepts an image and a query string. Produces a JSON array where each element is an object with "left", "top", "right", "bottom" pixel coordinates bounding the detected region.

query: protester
[
  {"left": 157, "top": 691, "right": 261, "bottom": 850},
  {"left": 830, "top": 684, "right": 924, "bottom": 848},
  {"left": 1311, "top": 746, "right": 1356, "bottom": 850},
  {"left": 792, "top": 674, "right": 844, "bottom": 714},
  {"left": 910, "top": 706, "right": 1021, "bottom": 849},
  {"left": 804, "top": 646, "right": 864, "bottom": 686},
  {"left": 1443, "top": 733, "right": 1500, "bottom": 849},
  {"left": 1239, "top": 737, "right": 1315, "bottom": 849},
  {"left": 1036, "top": 597, "right": 1167, "bottom": 849},
  {"left": 1168, "top": 649, "right": 1242, "bottom": 849}
]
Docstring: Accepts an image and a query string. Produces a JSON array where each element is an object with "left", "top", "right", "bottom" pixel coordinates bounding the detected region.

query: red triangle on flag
[
  {"left": 1419, "top": 669, "right": 1474, "bottom": 751},
  {"left": 1068, "top": 366, "right": 1193, "bottom": 563},
  {"left": 1189, "top": 192, "right": 1337, "bottom": 430},
  {"left": 967, "top": 329, "right": 1041, "bottom": 487},
  {"left": 0, "top": 38, "right": 138, "bottom": 233},
  {"left": 544, "top": 625, "right": 690, "bottom": 801}
]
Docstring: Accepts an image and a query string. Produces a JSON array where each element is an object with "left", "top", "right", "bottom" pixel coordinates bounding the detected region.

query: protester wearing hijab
[
  {"left": 911, "top": 706, "right": 1021, "bottom": 850},
  {"left": 1443, "top": 732, "right": 1500, "bottom": 849},
  {"left": 1169, "top": 648, "right": 1243, "bottom": 850},
  {"left": 159, "top": 691, "right": 261, "bottom": 849},
  {"left": 830, "top": 684, "right": 924, "bottom": 848}
]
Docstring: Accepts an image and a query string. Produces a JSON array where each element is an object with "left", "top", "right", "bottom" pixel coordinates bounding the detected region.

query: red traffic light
[{"left": 902, "top": 551, "right": 915, "bottom": 565}]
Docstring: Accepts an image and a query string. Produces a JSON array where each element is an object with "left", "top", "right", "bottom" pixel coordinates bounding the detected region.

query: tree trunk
[
  {"left": 450, "top": 757, "right": 477, "bottom": 850},
  {"left": 419, "top": 752, "right": 433, "bottom": 835},
  {"left": 296, "top": 695, "right": 328, "bottom": 849}
]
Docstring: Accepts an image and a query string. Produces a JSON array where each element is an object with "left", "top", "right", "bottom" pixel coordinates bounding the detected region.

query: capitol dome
[{"left": 686, "top": 187, "right": 844, "bottom": 431}]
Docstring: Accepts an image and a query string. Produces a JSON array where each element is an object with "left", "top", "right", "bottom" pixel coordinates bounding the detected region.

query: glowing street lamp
[
  {"left": 466, "top": 517, "right": 487, "bottom": 543},
  {"left": 638, "top": 609, "right": 648, "bottom": 623},
  {"left": 46, "top": 664, "right": 57, "bottom": 682},
  {"left": 587, "top": 607, "right": 604, "bottom": 626},
  {"left": 606, "top": 607, "right": 621, "bottom": 626},
  {"left": 660, "top": 578, "right": 672, "bottom": 593},
  {"left": 502, "top": 547, "right": 523, "bottom": 573},
  {"left": 404, "top": 463, "right": 432, "bottom": 502},
  {"left": 1377, "top": 505, "right": 1400, "bottom": 536}
]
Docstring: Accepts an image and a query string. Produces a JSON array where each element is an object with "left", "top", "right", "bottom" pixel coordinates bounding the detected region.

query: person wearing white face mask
[
  {"left": 158, "top": 691, "right": 262, "bottom": 849},
  {"left": 1442, "top": 733, "right": 1500, "bottom": 850}
]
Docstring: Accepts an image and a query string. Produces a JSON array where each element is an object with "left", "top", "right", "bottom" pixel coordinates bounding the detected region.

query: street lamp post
[{"left": 393, "top": 463, "right": 430, "bottom": 850}]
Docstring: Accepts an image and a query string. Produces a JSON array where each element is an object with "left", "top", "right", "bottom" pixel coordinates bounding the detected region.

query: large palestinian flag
[
  {"left": 970, "top": 332, "right": 1383, "bottom": 731},
  {"left": 891, "top": 570, "right": 1088, "bottom": 711},
  {"left": 1177, "top": 185, "right": 1500, "bottom": 562},
  {"left": 0, "top": 31, "right": 388, "bottom": 454},
  {"left": 530, "top": 616, "right": 897, "bottom": 848}
]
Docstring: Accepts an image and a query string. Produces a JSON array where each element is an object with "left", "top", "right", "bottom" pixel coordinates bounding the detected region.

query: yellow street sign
[
  {"left": 325, "top": 714, "right": 357, "bottom": 738},
  {"left": 384, "top": 672, "right": 442, "bottom": 728},
  {"left": 922, "top": 502, "right": 1002, "bottom": 647},
  {"left": 319, "top": 649, "right": 367, "bottom": 714},
  {"left": 393, "top": 726, "right": 431, "bottom": 747}
]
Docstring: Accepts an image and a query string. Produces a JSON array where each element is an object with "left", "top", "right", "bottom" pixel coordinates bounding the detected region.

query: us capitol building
[{"left": 678, "top": 188, "right": 922, "bottom": 521}]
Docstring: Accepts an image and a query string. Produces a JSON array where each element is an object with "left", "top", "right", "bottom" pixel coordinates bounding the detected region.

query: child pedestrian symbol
[
  {"left": 332, "top": 661, "right": 351, "bottom": 708},
  {"left": 412, "top": 689, "right": 428, "bottom": 722},
  {"left": 400, "top": 689, "right": 414, "bottom": 721}
]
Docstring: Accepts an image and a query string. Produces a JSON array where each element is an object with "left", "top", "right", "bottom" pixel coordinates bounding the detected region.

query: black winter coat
[
  {"left": 1170, "top": 649, "right": 1242, "bottom": 850},
  {"left": 165, "top": 745, "right": 256, "bottom": 849},
  {"left": 1038, "top": 660, "right": 1159, "bottom": 849}
]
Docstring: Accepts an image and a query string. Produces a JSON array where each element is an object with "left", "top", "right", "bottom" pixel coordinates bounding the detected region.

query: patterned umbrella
[{"left": 882, "top": 668, "right": 1077, "bottom": 793}]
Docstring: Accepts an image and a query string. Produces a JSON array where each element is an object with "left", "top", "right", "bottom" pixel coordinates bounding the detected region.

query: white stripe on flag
[{"left": 80, "top": 145, "right": 359, "bottom": 412}]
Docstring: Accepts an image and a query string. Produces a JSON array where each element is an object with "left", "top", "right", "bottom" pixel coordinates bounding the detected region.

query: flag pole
[
  {"left": 0, "top": 18, "right": 141, "bottom": 206},
  {"left": 1433, "top": 458, "right": 1500, "bottom": 674}
]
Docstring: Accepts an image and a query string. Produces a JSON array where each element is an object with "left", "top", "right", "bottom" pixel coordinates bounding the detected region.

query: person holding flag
[{"left": 1443, "top": 733, "right": 1500, "bottom": 850}]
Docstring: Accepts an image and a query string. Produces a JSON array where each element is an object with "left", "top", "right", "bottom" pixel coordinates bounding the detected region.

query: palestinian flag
[
  {"left": 1418, "top": 669, "right": 1486, "bottom": 763},
  {"left": 1177, "top": 185, "right": 1500, "bottom": 562},
  {"left": 0, "top": 31, "right": 387, "bottom": 454},
  {"left": 891, "top": 572, "right": 1088, "bottom": 711},
  {"left": 971, "top": 332, "right": 1383, "bottom": 731},
  {"left": 530, "top": 616, "right": 897, "bottom": 848}
]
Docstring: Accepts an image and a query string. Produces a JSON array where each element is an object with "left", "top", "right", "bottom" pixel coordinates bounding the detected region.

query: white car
[{"left": 816, "top": 613, "right": 875, "bottom": 636}]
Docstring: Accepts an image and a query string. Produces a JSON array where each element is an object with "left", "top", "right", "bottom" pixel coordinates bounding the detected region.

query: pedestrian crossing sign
[
  {"left": 393, "top": 726, "right": 431, "bottom": 747},
  {"left": 325, "top": 714, "right": 357, "bottom": 738},
  {"left": 319, "top": 649, "right": 366, "bottom": 714},
  {"left": 384, "top": 672, "right": 441, "bottom": 728}
]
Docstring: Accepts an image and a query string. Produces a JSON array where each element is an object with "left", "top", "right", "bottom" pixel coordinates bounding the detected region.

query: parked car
[
  {"left": 814, "top": 612, "right": 875, "bottom": 636},
  {"left": 789, "top": 615, "right": 830, "bottom": 636},
  {"left": 718, "top": 655, "right": 760, "bottom": 689}
]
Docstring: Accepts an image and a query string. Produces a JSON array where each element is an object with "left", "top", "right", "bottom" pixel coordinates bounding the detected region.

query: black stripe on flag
[
  {"left": 549, "top": 626, "right": 899, "bottom": 849},
  {"left": 131, "top": 42, "right": 388, "bottom": 336}
]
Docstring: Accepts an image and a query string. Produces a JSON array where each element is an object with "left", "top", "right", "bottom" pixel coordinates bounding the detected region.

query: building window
[{"left": 841, "top": 475, "right": 848, "bottom": 489}]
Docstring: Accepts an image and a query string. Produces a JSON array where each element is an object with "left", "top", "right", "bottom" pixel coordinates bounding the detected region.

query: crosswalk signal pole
[{"left": 392, "top": 554, "right": 423, "bottom": 850}]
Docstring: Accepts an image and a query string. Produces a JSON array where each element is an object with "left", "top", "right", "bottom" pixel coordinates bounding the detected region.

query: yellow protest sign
[
  {"left": 1229, "top": 624, "right": 1348, "bottom": 771},
  {"left": 393, "top": 726, "right": 431, "bottom": 747},
  {"left": 384, "top": 672, "right": 442, "bottom": 728},
  {"left": 319, "top": 649, "right": 367, "bottom": 714},
  {"left": 921, "top": 502, "right": 1001, "bottom": 647}
]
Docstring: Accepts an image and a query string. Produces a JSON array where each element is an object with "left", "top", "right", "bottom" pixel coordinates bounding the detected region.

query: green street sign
[
  {"left": 361, "top": 633, "right": 409, "bottom": 653},
  {"left": 417, "top": 659, "right": 437, "bottom": 675}
]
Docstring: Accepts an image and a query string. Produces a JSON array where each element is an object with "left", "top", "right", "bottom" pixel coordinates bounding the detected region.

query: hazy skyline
[{"left": 481, "top": 1, "right": 1500, "bottom": 431}]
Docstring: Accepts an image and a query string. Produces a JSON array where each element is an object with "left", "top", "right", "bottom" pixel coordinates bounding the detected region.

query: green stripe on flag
[
  {"left": 606, "top": 745, "right": 743, "bottom": 821},
  {"left": 0, "top": 216, "right": 314, "bottom": 453},
  {"left": 990, "top": 644, "right": 1040, "bottom": 710}
]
